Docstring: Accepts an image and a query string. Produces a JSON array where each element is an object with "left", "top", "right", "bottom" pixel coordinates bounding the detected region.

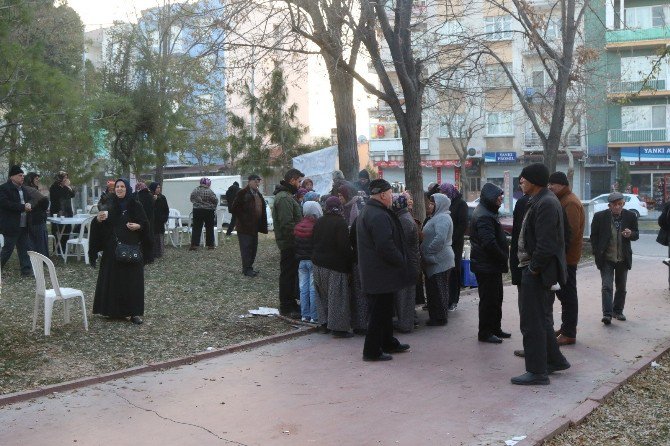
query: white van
[{"left": 162, "top": 175, "right": 273, "bottom": 230}]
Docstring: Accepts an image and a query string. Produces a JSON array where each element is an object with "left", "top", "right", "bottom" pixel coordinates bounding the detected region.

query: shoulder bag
[{"left": 114, "top": 228, "right": 143, "bottom": 264}]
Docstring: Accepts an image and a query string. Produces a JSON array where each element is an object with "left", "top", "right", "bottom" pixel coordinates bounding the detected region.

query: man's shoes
[
  {"left": 494, "top": 330, "right": 512, "bottom": 339},
  {"left": 243, "top": 270, "right": 258, "bottom": 277},
  {"left": 332, "top": 330, "right": 354, "bottom": 338},
  {"left": 514, "top": 349, "right": 525, "bottom": 357},
  {"left": 207, "top": 246, "right": 215, "bottom": 250},
  {"left": 663, "top": 258, "right": 670, "bottom": 267},
  {"left": 554, "top": 329, "right": 562, "bottom": 337},
  {"left": 21, "top": 272, "right": 33, "bottom": 278},
  {"left": 319, "top": 324, "right": 331, "bottom": 334},
  {"left": 130, "top": 316, "right": 143, "bottom": 325},
  {"left": 557, "top": 334, "right": 576, "bottom": 346},
  {"left": 426, "top": 319, "right": 447, "bottom": 326},
  {"left": 189, "top": 245, "right": 198, "bottom": 251},
  {"left": 363, "top": 353, "right": 393, "bottom": 362},
  {"left": 447, "top": 303, "right": 458, "bottom": 312},
  {"left": 384, "top": 344, "right": 410, "bottom": 354},
  {"left": 511, "top": 372, "right": 550, "bottom": 385},
  {"left": 547, "top": 360, "right": 571, "bottom": 374},
  {"left": 479, "top": 335, "right": 503, "bottom": 344},
  {"left": 602, "top": 315, "right": 612, "bottom": 325},
  {"left": 613, "top": 313, "right": 627, "bottom": 321}
]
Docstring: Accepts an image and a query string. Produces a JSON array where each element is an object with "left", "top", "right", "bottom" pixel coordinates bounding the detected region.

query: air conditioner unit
[{"left": 466, "top": 147, "right": 483, "bottom": 158}]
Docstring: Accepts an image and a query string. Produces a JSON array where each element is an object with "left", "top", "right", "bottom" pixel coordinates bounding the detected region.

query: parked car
[
  {"left": 588, "top": 193, "right": 648, "bottom": 218},
  {"left": 465, "top": 204, "right": 514, "bottom": 236}
]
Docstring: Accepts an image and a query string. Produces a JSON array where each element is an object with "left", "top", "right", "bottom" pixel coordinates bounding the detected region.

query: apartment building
[
  {"left": 369, "top": 0, "right": 587, "bottom": 199},
  {"left": 585, "top": 0, "right": 670, "bottom": 205}
]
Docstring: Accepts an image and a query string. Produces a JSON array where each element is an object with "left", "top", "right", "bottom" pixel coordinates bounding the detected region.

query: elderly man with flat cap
[
  {"left": 513, "top": 163, "right": 570, "bottom": 385},
  {"left": 590, "top": 191, "right": 639, "bottom": 325},
  {"left": 356, "top": 178, "right": 413, "bottom": 361},
  {"left": 0, "top": 165, "right": 34, "bottom": 276},
  {"left": 231, "top": 174, "right": 268, "bottom": 278}
]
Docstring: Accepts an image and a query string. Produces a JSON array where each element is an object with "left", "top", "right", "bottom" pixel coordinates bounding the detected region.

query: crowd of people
[{"left": 0, "top": 161, "right": 654, "bottom": 383}]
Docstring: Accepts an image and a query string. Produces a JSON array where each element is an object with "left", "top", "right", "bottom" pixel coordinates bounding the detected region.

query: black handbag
[
  {"left": 657, "top": 227, "right": 669, "bottom": 247},
  {"left": 114, "top": 228, "right": 143, "bottom": 263}
]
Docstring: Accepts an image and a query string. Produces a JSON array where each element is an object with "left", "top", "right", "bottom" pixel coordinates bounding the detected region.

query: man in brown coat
[
  {"left": 231, "top": 174, "right": 268, "bottom": 277},
  {"left": 548, "top": 171, "right": 585, "bottom": 345}
]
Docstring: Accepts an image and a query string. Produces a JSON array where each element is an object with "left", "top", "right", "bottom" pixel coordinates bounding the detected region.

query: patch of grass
[{"left": 0, "top": 234, "right": 292, "bottom": 395}]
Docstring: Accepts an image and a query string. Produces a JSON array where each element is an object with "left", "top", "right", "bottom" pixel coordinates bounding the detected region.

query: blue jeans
[{"left": 298, "top": 260, "right": 318, "bottom": 321}]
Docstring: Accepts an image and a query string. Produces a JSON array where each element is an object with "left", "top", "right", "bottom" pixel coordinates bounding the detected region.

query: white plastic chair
[
  {"left": 28, "top": 251, "right": 88, "bottom": 336},
  {"left": 64, "top": 216, "right": 94, "bottom": 264},
  {"left": 166, "top": 208, "right": 188, "bottom": 247},
  {"left": 0, "top": 234, "right": 4, "bottom": 249}
]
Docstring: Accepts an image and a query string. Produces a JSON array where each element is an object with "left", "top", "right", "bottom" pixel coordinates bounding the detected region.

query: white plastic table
[{"left": 47, "top": 215, "right": 89, "bottom": 260}]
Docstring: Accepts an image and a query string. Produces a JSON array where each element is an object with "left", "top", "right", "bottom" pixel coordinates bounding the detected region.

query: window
[
  {"left": 486, "top": 63, "right": 513, "bottom": 87},
  {"left": 626, "top": 5, "right": 670, "bottom": 29},
  {"left": 532, "top": 70, "right": 547, "bottom": 89},
  {"left": 545, "top": 18, "right": 562, "bottom": 39},
  {"left": 486, "top": 112, "right": 514, "bottom": 136},
  {"left": 622, "top": 105, "right": 667, "bottom": 130},
  {"left": 652, "top": 5, "right": 668, "bottom": 27},
  {"left": 439, "top": 114, "right": 465, "bottom": 138},
  {"left": 485, "top": 16, "right": 512, "bottom": 40}
]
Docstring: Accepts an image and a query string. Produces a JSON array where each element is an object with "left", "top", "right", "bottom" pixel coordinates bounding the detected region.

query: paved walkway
[{"left": 1, "top": 236, "right": 669, "bottom": 446}]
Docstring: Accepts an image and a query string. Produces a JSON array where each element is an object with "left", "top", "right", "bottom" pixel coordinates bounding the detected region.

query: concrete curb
[
  {"left": 0, "top": 321, "right": 316, "bottom": 408},
  {"left": 516, "top": 339, "right": 670, "bottom": 445}
]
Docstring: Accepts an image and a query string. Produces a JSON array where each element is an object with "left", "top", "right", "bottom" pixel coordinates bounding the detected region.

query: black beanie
[
  {"left": 369, "top": 179, "right": 392, "bottom": 195},
  {"left": 9, "top": 165, "right": 23, "bottom": 177},
  {"left": 548, "top": 171, "right": 569, "bottom": 186},
  {"left": 358, "top": 169, "right": 370, "bottom": 180},
  {"left": 520, "top": 163, "right": 549, "bottom": 187}
]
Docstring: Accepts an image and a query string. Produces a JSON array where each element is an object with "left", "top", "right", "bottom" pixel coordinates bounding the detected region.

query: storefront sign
[
  {"left": 484, "top": 151, "right": 517, "bottom": 163},
  {"left": 621, "top": 146, "right": 670, "bottom": 162},
  {"left": 375, "top": 160, "right": 471, "bottom": 168}
]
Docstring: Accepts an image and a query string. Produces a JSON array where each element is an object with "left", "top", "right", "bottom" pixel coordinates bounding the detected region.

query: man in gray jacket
[{"left": 357, "top": 179, "right": 413, "bottom": 361}]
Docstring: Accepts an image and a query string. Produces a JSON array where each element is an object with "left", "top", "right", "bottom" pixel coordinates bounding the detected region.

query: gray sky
[{"left": 67, "top": 0, "right": 161, "bottom": 30}]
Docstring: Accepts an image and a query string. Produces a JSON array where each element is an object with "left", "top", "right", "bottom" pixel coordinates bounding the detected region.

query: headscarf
[
  {"left": 113, "top": 178, "right": 133, "bottom": 212},
  {"left": 392, "top": 193, "right": 409, "bottom": 212},
  {"left": 135, "top": 181, "right": 147, "bottom": 192},
  {"left": 439, "top": 182, "right": 460, "bottom": 201},
  {"left": 302, "top": 201, "right": 323, "bottom": 219},
  {"left": 296, "top": 188, "right": 308, "bottom": 200},
  {"left": 338, "top": 183, "right": 358, "bottom": 202},
  {"left": 148, "top": 182, "right": 160, "bottom": 194},
  {"left": 200, "top": 177, "right": 211, "bottom": 187},
  {"left": 304, "top": 191, "right": 320, "bottom": 202},
  {"left": 325, "top": 196, "right": 343, "bottom": 215}
]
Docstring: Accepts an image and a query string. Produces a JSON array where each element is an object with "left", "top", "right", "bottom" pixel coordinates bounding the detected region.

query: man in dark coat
[
  {"left": 512, "top": 163, "right": 570, "bottom": 386},
  {"left": 354, "top": 169, "right": 371, "bottom": 197},
  {"left": 0, "top": 165, "right": 34, "bottom": 276},
  {"left": 231, "top": 174, "right": 268, "bottom": 278},
  {"left": 134, "top": 182, "right": 155, "bottom": 264},
  {"left": 225, "top": 181, "right": 240, "bottom": 236},
  {"left": 49, "top": 170, "right": 75, "bottom": 252},
  {"left": 469, "top": 183, "right": 509, "bottom": 344},
  {"left": 357, "top": 178, "right": 412, "bottom": 362},
  {"left": 590, "top": 192, "right": 639, "bottom": 324}
]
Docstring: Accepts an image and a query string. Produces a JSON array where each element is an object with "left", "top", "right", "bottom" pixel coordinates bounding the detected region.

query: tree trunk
[
  {"left": 326, "top": 61, "right": 360, "bottom": 180},
  {"left": 398, "top": 101, "right": 425, "bottom": 222},
  {"left": 154, "top": 152, "right": 166, "bottom": 183}
]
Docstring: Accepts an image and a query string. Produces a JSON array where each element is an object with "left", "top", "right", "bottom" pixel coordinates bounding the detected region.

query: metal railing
[
  {"left": 524, "top": 133, "right": 580, "bottom": 147},
  {"left": 608, "top": 128, "right": 668, "bottom": 143},
  {"left": 606, "top": 26, "right": 670, "bottom": 44},
  {"left": 607, "top": 79, "right": 667, "bottom": 93}
]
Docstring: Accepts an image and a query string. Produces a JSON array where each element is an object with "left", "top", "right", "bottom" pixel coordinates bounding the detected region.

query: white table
[{"left": 47, "top": 215, "right": 90, "bottom": 260}]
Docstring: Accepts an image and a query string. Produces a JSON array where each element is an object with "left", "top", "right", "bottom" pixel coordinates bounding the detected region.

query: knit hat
[
  {"left": 392, "top": 193, "right": 408, "bottom": 211},
  {"left": 325, "top": 196, "right": 343, "bottom": 215},
  {"left": 369, "top": 179, "right": 392, "bottom": 195},
  {"left": 548, "top": 171, "right": 569, "bottom": 186},
  {"left": 439, "top": 182, "right": 459, "bottom": 200},
  {"left": 304, "top": 191, "right": 320, "bottom": 202},
  {"left": 200, "top": 177, "right": 211, "bottom": 187},
  {"left": 520, "top": 163, "right": 550, "bottom": 187},
  {"left": 332, "top": 170, "right": 345, "bottom": 181},
  {"left": 148, "top": 182, "right": 160, "bottom": 193},
  {"left": 135, "top": 182, "right": 147, "bottom": 192},
  {"left": 358, "top": 169, "right": 370, "bottom": 180},
  {"left": 608, "top": 191, "right": 624, "bottom": 203},
  {"left": 8, "top": 165, "right": 23, "bottom": 177},
  {"left": 302, "top": 201, "right": 323, "bottom": 219}
]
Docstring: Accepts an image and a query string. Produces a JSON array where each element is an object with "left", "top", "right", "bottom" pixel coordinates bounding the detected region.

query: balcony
[
  {"left": 606, "top": 26, "right": 670, "bottom": 49},
  {"left": 607, "top": 79, "right": 670, "bottom": 98},
  {"left": 369, "top": 137, "right": 430, "bottom": 155},
  {"left": 524, "top": 132, "right": 581, "bottom": 148},
  {"left": 608, "top": 128, "right": 668, "bottom": 144}
]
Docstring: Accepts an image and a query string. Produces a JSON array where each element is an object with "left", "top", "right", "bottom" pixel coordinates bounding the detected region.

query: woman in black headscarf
[{"left": 88, "top": 179, "right": 152, "bottom": 324}]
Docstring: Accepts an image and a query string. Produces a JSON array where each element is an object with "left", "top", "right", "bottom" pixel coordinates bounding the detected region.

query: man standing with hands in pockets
[{"left": 0, "top": 165, "right": 34, "bottom": 277}]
